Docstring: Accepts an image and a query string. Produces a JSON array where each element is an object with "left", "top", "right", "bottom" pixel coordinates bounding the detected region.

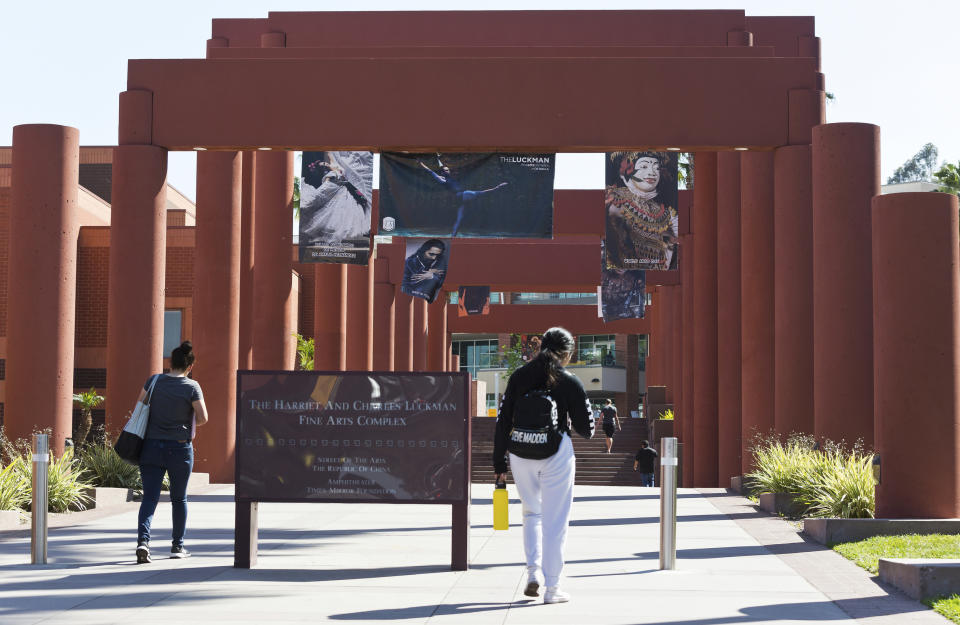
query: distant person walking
[
  {"left": 134, "top": 341, "right": 209, "bottom": 564},
  {"left": 493, "top": 327, "right": 595, "bottom": 604},
  {"left": 633, "top": 439, "right": 658, "bottom": 487},
  {"left": 600, "top": 398, "right": 620, "bottom": 453}
]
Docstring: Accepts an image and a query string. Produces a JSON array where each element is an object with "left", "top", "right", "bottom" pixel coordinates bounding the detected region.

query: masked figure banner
[
  {"left": 604, "top": 151, "right": 679, "bottom": 271},
  {"left": 380, "top": 152, "right": 555, "bottom": 238},
  {"left": 299, "top": 151, "right": 373, "bottom": 264},
  {"left": 402, "top": 238, "right": 450, "bottom": 304},
  {"left": 457, "top": 286, "right": 491, "bottom": 317}
]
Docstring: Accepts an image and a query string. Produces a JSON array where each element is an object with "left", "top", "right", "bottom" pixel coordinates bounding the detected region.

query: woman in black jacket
[{"left": 493, "top": 327, "right": 595, "bottom": 603}]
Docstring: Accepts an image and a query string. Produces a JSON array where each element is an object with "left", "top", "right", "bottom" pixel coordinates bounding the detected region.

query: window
[
  {"left": 511, "top": 292, "right": 596, "bottom": 305},
  {"left": 576, "top": 334, "right": 616, "bottom": 365},
  {"left": 451, "top": 338, "right": 501, "bottom": 378},
  {"left": 163, "top": 310, "right": 183, "bottom": 358},
  {"left": 486, "top": 393, "right": 497, "bottom": 411}
]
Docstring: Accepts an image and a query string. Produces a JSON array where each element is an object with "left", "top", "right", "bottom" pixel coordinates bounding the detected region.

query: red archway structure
[{"left": 8, "top": 11, "right": 959, "bottom": 518}]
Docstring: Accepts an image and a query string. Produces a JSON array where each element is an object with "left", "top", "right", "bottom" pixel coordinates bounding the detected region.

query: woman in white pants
[{"left": 494, "top": 327, "right": 595, "bottom": 604}]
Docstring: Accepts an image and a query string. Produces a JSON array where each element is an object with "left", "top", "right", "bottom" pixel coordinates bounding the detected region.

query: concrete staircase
[{"left": 470, "top": 416, "right": 653, "bottom": 486}]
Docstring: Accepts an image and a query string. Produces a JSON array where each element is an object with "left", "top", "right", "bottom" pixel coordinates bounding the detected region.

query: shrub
[
  {"left": 804, "top": 451, "right": 875, "bottom": 519},
  {"left": 79, "top": 441, "right": 142, "bottom": 489},
  {"left": 0, "top": 457, "right": 30, "bottom": 511},
  {"left": 658, "top": 408, "right": 674, "bottom": 420}
]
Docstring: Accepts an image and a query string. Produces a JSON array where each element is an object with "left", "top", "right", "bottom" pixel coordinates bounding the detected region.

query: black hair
[
  {"left": 535, "top": 327, "right": 575, "bottom": 389},
  {"left": 171, "top": 341, "right": 195, "bottom": 371},
  {"left": 641, "top": 439, "right": 649, "bottom": 448},
  {"left": 417, "top": 239, "right": 446, "bottom": 260}
]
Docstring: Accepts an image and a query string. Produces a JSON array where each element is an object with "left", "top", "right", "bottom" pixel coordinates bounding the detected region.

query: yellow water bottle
[{"left": 493, "top": 481, "right": 509, "bottom": 530}]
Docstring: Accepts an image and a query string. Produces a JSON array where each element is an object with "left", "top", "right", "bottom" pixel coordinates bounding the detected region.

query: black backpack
[{"left": 507, "top": 389, "right": 564, "bottom": 459}]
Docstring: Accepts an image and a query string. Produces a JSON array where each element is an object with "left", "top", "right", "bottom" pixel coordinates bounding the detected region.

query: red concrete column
[
  {"left": 345, "top": 264, "right": 369, "bottom": 370},
  {"left": 680, "top": 232, "right": 695, "bottom": 485},
  {"left": 192, "top": 151, "right": 241, "bottom": 482},
  {"left": 394, "top": 289, "right": 414, "bottom": 371},
  {"left": 6, "top": 125, "right": 79, "bottom": 454},
  {"left": 873, "top": 192, "right": 960, "bottom": 518},
  {"left": 774, "top": 145, "right": 814, "bottom": 436},
  {"left": 428, "top": 299, "right": 448, "bottom": 371},
  {"left": 813, "top": 123, "right": 880, "bottom": 447},
  {"left": 252, "top": 151, "right": 295, "bottom": 370},
  {"left": 313, "top": 263, "right": 347, "bottom": 370},
  {"left": 740, "top": 151, "right": 775, "bottom": 472},
  {"left": 373, "top": 258, "right": 395, "bottom": 370},
  {"left": 106, "top": 145, "right": 167, "bottom": 433},
  {"left": 413, "top": 298, "right": 428, "bottom": 371},
  {"left": 670, "top": 286, "right": 683, "bottom": 440},
  {"left": 661, "top": 288, "right": 677, "bottom": 404},
  {"left": 693, "top": 152, "right": 719, "bottom": 487},
  {"left": 239, "top": 151, "right": 256, "bottom": 370},
  {"left": 646, "top": 289, "right": 663, "bottom": 388},
  {"left": 366, "top": 259, "right": 375, "bottom": 369},
  {"left": 716, "top": 151, "right": 742, "bottom": 484}
]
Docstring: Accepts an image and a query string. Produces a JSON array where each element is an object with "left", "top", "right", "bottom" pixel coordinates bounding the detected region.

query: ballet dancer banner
[
  {"left": 379, "top": 152, "right": 555, "bottom": 238},
  {"left": 604, "top": 151, "right": 679, "bottom": 271},
  {"left": 402, "top": 238, "right": 451, "bottom": 304},
  {"left": 298, "top": 151, "right": 374, "bottom": 264}
]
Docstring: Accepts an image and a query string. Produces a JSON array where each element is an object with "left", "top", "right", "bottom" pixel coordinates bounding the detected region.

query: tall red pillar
[
  {"left": 6, "top": 125, "right": 79, "bottom": 454},
  {"left": 373, "top": 258, "right": 395, "bottom": 370},
  {"left": 413, "top": 298, "right": 428, "bottom": 371},
  {"left": 428, "top": 298, "right": 447, "bottom": 371},
  {"left": 394, "top": 289, "right": 414, "bottom": 371},
  {"left": 647, "top": 289, "right": 664, "bottom": 389},
  {"left": 774, "top": 145, "right": 815, "bottom": 436},
  {"left": 252, "top": 151, "right": 295, "bottom": 370},
  {"left": 106, "top": 91, "right": 168, "bottom": 432},
  {"left": 693, "top": 152, "right": 719, "bottom": 487},
  {"left": 661, "top": 288, "right": 677, "bottom": 404},
  {"left": 716, "top": 151, "right": 742, "bottom": 484},
  {"left": 813, "top": 123, "right": 880, "bottom": 448},
  {"left": 366, "top": 258, "right": 375, "bottom": 369},
  {"left": 345, "top": 264, "right": 369, "bottom": 370},
  {"left": 239, "top": 151, "right": 256, "bottom": 370},
  {"left": 192, "top": 151, "right": 241, "bottom": 482},
  {"left": 680, "top": 232, "right": 695, "bottom": 485},
  {"left": 740, "top": 151, "right": 776, "bottom": 472},
  {"left": 670, "top": 286, "right": 683, "bottom": 440},
  {"left": 873, "top": 192, "right": 960, "bottom": 518},
  {"left": 314, "top": 264, "right": 347, "bottom": 370}
]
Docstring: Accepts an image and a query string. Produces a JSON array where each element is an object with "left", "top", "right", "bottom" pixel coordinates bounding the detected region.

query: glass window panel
[{"left": 163, "top": 310, "right": 182, "bottom": 358}]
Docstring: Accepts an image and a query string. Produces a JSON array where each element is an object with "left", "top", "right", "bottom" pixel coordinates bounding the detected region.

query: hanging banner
[
  {"left": 379, "top": 152, "right": 555, "bottom": 238},
  {"left": 601, "top": 241, "right": 646, "bottom": 322},
  {"left": 299, "top": 151, "right": 373, "bottom": 264},
  {"left": 604, "top": 151, "right": 679, "bottom": 271},
  {"left": 402, "top": 238, "right": 450, "bottom": 304},
  {"left": 457, "top": 286, "right": 491, "bottom": 317}
]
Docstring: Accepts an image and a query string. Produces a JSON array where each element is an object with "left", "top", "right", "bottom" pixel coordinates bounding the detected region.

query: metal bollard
[
  {"left": 659, "top": 436, "right": 678, "bottom": 570},
  {"left": 31, "top": 434, "right": 49, "bottom": 565}
]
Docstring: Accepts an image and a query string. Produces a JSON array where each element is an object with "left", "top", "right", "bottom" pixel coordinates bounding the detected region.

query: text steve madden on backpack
[{"left": 507, "top": 389, "right": 563, "bottom": 459}]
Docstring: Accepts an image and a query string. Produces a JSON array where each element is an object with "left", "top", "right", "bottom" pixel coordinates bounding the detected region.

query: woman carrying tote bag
[
  {"left": 134, "top": 341, "right": 209, "bottom": 564},
  {"left": 493, "top": 327, "right": 595, "bottom": 603}
]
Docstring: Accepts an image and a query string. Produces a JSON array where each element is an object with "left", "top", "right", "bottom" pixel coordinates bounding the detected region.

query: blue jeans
[
  {"left": 639, "top": 472, "right": 655, "bottom": 487},
  {"left": 138, "top": 439, "right": 193, "bottom": 547}
]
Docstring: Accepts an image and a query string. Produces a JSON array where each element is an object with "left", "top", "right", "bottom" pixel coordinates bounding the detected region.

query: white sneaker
[{"left": 544, "top": 587, "right": 570, "bottom": 604}]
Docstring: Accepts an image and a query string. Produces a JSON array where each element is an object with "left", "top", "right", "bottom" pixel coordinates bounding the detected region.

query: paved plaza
[{"left": 0, "top": 485, "right": 948, "bottom": 624}]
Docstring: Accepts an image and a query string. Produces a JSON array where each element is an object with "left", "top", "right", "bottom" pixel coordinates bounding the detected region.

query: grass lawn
[{"left": 833, "top": 534, "right": 960, "bottom": 623}]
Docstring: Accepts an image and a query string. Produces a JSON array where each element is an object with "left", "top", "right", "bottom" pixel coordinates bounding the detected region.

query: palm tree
[{"left": 72, "top": 388, "right": 104, "bottom": 447}]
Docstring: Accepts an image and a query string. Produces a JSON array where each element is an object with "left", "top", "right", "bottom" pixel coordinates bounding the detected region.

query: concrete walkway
[{"left": 0, "top": 485, "right": 948, "bottom": 624}]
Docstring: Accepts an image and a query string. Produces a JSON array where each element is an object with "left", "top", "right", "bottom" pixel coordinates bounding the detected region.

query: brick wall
[
  {"left": 0, "top": 186, "right": 9, "bottom": 338},
  {"left": 76, "top": 246, "right": 109, "bottom": 347},
  {"left": 78, "top": 163, "right": 112, "bottom": 203},
  {"left": 165, "top": 247, "right": 195, "bottom": 297}
]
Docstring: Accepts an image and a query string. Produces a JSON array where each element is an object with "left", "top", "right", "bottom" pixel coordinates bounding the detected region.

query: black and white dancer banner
[
  {"left": 604, "top": 151, "right": 679, "bottom": 271},
  {"left": 402, "top": 238, "right": 451, "bottom": 304},
  {"left": 379, "top": 153, "right": 555, "bottom": 238},
  {"left": 457, "top": 286, "right": 491, "bottom": 317},
  {"left": 601, "top": 243, "right": 646, "bottom": 322},
  {"left": 298, "top": 151, "right": 373, "bottom": 264}
]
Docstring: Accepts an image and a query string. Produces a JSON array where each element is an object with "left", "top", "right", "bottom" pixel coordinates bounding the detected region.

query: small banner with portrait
[
  {"left": 457, "top": 286, "right": 491, "bottom": 317},
  {"left": 601, "top": 242, "right": 646, "bottom": 322},
  {"left": 298, "top": 151, "right": 374, "bottom": 264},
  {"left": 402, "top": 238, "right": 451, "bottom": 304},
  {"left": 379, "top": 152, "right": 555, "bottom": 238},
  {"left": 604, "top": 151, "right": 679, "bottom": 271}
]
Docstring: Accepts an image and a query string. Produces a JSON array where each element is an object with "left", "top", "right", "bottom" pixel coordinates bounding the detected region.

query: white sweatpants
[{"left": 508, "top": 434, "right": 576, "bottom": 588}]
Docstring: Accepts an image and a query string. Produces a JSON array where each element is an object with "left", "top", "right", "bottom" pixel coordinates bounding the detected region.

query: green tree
[
  {"left": 72, "top": 388, "right": 105, "bottom": 446},
  {"left": 498, "top": 334, "right": 527, "bottom": 381},
  {"left": 293, "top": 333, "right": 314, "bottom": 370},
  {"left": 887, "top": 143, "right": 940, "bottom": 184},
  {"left": 934, "top": 161, "right": 960, "bottom": 196}
]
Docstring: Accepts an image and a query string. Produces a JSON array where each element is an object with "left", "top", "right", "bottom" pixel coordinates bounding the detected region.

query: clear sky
[{"left": 2, "top": 1, "right": 956, "bottom": 201}]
